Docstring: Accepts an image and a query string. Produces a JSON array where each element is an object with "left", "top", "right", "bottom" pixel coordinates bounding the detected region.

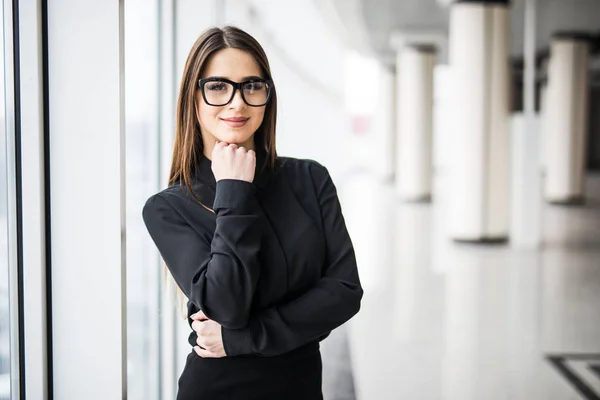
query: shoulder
[
  {"left": 142, "top": 185, "right": 179, "bottom": 222},
  {"left": 277, "top": 156, "right": 330, "bottom": 182},
  {"left": 144, "top": 183, "right": 185, "bottom": 208},
  {"left": 142, "top": 181, "right": 205, "bottom": 219},
  {"left": 275, "top": 156, "right": 336, "bottom": 199}
]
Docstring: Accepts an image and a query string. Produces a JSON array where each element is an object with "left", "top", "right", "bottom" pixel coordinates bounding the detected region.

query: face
[{"left": 196, "top": 48, "right": 266, "bottom": 154}]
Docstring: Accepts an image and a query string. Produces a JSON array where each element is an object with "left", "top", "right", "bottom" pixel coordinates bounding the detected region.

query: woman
[{"left": 142, "top": 26, "right": 363, "bottom": 399}]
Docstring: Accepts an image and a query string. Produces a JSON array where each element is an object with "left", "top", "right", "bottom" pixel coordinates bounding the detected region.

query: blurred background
[{"left": 1, "top": 0, "right": 600, "bottom": 399}]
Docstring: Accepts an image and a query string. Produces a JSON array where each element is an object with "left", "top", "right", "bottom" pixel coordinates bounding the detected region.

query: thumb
[{"left": 190, "top": 310, "right": 208, "bottom": 321}]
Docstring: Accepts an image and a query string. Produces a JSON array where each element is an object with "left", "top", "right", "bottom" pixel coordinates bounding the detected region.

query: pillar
[
  {"left": 448, "top": 0, "right": 510, "bottom": 242},
  {"left": 544, "top": 32, "right": 590, "bottom": 204},
  {"left": 48, "top": 1, "right": 127, "bottom": 397},
  {"left": 395, "top": 45, "right": 436, "bottom": 201},
  {"left": 372, "top": 64, "right": 396, "bottom": 182}
]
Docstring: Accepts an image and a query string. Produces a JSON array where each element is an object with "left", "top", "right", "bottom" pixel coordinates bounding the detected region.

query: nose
[{"left": 229, "top": 88, "right": 247, "bottom": 110}]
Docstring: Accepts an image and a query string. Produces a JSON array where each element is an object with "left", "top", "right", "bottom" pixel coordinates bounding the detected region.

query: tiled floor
[{"left": 321, "top": 172, "right": 600, "bottom": 400}]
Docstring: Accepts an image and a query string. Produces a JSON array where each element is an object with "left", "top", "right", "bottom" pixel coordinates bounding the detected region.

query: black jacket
[{"left": 142, "top": 151, "right": 363, "bottom": 357}]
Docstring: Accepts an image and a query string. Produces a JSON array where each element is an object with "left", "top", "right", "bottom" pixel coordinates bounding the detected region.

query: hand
[
  {"left": 190, "top": 311, "right": 227, "bottom": 358},
  {"left": 211, "top": 142, "right": 256, "bottom": 183}
]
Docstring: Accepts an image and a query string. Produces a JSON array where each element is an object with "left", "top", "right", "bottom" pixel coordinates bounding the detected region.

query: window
[
  {"left": 0, "top": 4, "right": 11, "bottom": 398},
  {"left": 125, "top": 1, "right": 161, "bottom": 398}
]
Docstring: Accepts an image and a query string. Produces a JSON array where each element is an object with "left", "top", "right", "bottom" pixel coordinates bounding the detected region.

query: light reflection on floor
[{"left": 321, "top": 172, "right": 600, "bottom": 400}]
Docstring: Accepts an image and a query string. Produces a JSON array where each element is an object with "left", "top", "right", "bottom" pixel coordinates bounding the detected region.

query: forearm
[
  {"left": 221, "top": 276, "right": 362, "bottom": 356},
  {"left": 143, "top": 180, "right": 263, "bottom": 329}
]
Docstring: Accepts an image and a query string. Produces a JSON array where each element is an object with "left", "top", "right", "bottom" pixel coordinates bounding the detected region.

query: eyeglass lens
[{"left": 204, "top": 80, "right": 269, "bottom": 106}]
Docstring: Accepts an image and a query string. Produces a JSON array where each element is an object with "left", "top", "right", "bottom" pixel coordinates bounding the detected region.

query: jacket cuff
[
  {"left": 213, "top": 179, "right": 257, "bottom": 214},
  {"left": 221, "top": 325, "right": 253, "bottom": 357}
]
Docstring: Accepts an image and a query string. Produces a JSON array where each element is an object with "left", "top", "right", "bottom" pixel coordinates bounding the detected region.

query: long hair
[{"left": 165, "top": 26, "right": 278, "bottom": 317}]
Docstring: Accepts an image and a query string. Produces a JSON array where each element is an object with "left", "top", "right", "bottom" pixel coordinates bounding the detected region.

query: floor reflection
[{"left": 321, "top": 172, "right": 600, "bottom": 400}]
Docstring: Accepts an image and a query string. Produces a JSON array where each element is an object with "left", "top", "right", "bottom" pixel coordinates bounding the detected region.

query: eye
[
  {"left": 206, "top": 82, "right": 228, "bottom": 91},
  {"left": 244, "top": 81, "right": 265, "bottom": 92}
]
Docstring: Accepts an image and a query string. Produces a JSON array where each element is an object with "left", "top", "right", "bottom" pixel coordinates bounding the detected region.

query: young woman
[{"left": 142, "top": 26, "right": 363, "bottom": 399}]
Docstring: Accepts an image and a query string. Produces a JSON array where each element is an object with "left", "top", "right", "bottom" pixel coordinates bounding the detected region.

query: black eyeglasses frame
[{"left": 197, "top": 77, "right": 274, "bottom": 107}]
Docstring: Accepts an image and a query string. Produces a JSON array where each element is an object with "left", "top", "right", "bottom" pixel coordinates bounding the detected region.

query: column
[
  {"left": 48, "top": 1, "right": 127, "bottom": 398},
  {"left": 544, "top": 32, "right": 590, "bottom": 204},
  {"left": 371, "top": 64, "right": 396, "bottom": 181},
  {"left": 448, "top": 0, "right": 510, "bottom": 242},
  {"left": 395, "top": 45, "right": 436, "bottom": 201},
  {"left": 510, "top": 0, "right": 541, "bottom": 249}
]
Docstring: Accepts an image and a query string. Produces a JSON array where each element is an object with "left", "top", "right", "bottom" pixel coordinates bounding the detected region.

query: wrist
[
  {"left": 212, "top": 179, "right": 257, "bottom": 213},
  {"left": 221, "top": 325, "right": 252, "bottom": 356}
]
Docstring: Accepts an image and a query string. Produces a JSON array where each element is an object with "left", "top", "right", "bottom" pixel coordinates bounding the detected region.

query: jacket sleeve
[
  {"left": 221, "top": 165, "right": 363, "bottom": 356},
  {"left": 142, "top": 179, "right": 262, "bottom": 329}
]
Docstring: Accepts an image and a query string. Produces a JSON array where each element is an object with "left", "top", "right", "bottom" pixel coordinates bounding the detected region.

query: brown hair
[
  {"left": 164, "top": 26, "right": 277, "bottom": 317},
  {"left": 168, "top": 25, "right": 278, "bottom": 193}
]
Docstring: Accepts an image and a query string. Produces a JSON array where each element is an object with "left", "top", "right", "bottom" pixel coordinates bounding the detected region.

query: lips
[{"left": 221, "top": 117, "right": 249, "bottom": 128}]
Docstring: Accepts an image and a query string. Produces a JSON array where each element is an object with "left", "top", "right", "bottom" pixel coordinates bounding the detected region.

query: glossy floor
[{"left": 320, "top": 172, "right": 600, "bottom": 400}]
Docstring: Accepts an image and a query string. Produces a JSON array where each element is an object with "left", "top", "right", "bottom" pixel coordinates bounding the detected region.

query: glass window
[
  {"left": 125, "top": 1, "right": 161, "bottom": 399},
  {"left": 0, "top": 3, "right": 11, "bottom": 398}
]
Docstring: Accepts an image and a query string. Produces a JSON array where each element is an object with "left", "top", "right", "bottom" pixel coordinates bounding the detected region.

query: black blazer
[{"left": 142, "top": 152, "right": 363, "bottom": 357}]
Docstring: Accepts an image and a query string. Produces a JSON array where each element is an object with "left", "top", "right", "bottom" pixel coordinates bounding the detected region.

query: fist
[{"left": 211, "top": 142, "right": 256, "bottom": 183}]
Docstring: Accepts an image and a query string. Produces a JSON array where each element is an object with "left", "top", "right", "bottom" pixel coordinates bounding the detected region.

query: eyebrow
[{"left": 210, "top": 75, "right": 263, "bottom": 81}]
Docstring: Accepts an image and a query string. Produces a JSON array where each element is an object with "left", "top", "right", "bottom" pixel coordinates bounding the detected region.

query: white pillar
[
  {"left": 511, "top": 0, "right": 542, "bottom": 249},
  {"left": 540, "top": 81, "right": 548, "bottom": 173},
  {"left": 371, "top": 64, "right": 396, "bottom": 181},
  {"left": 48, "top": 1, "right": 127, "bottom": 398},
  {"left": 395, "top": 45, "right": 436, "bottom": 201},
  {"left": 544, "top": 33, "right": 590, "bottom": 204},
  {"left": 448, "top": 0, "right": 510, "bottom": 242}
]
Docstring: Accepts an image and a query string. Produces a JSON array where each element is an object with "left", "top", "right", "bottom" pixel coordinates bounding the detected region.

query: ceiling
[{"left": 330, "top": 0, "right": 600, "bottom": 67}]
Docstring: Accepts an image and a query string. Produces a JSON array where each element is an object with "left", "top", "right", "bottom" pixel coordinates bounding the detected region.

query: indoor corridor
[{"left": 319, "top": 172, "right": 600, "bottom": 400}]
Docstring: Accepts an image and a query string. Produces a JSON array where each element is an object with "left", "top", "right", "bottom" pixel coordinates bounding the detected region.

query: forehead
[{"left": 202, "top": 48, "right": 263, "bottom": 80}]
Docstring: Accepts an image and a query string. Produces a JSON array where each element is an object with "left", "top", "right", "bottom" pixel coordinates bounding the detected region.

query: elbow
[
  {"left": 351, "top": 286, "right": 363, "bottom": 316},
  {"left": 339, "top": 282, "right": 362, "bottom": 319},
  {"left": 333, "top": 279, "right": 363, "bottom": 319}
]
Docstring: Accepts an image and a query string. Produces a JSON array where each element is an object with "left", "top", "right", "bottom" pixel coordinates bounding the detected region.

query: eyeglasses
[{"left": 198, "top": 77, "right": 274, "bottom": 107}]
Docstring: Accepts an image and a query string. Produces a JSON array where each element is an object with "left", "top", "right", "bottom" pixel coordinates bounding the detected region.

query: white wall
[{"left": 222, "top": 0, "right": 349, "bottom": 179}]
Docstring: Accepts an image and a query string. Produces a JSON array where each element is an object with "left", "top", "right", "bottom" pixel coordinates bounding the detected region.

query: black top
[{"left": 142, "top": 150, "right": 363, "bottom": 357}]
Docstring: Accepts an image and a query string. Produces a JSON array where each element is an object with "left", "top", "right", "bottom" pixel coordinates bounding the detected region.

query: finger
[
  {"left": 190, "top": 311, "right": 208, "bottom": 321},
  {"left": 212, "top": 143, "right": 222, "bottom": 157},
  {"left": 196, "top": 337, "right": 210, "bottom": 349},
  {"left": 195, "top": 346, "right": 219, "bottom": 358},
  {"left": 214, "top": 141, "right": 226, "bottom": 151},
  {"left": 191, "top": 320, "right": 203, "bottom": 332}
]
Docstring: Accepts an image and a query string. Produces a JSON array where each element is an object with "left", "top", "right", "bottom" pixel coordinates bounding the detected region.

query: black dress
[{"left": 142, "top": 149, "right": 363, "bottom": 399}]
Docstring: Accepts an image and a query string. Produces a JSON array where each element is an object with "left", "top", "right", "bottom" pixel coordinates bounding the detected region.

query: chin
[{"left": 217, "top": 130, "right": 254, "bottom": 145}]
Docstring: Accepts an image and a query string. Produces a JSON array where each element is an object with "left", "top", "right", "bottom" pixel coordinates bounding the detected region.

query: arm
[
  {"left": 221, "top": 165, "right": 363, "bottom": 356},
  {"left": 142, "top": 180, "right": 262, "bottom": 329}
]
